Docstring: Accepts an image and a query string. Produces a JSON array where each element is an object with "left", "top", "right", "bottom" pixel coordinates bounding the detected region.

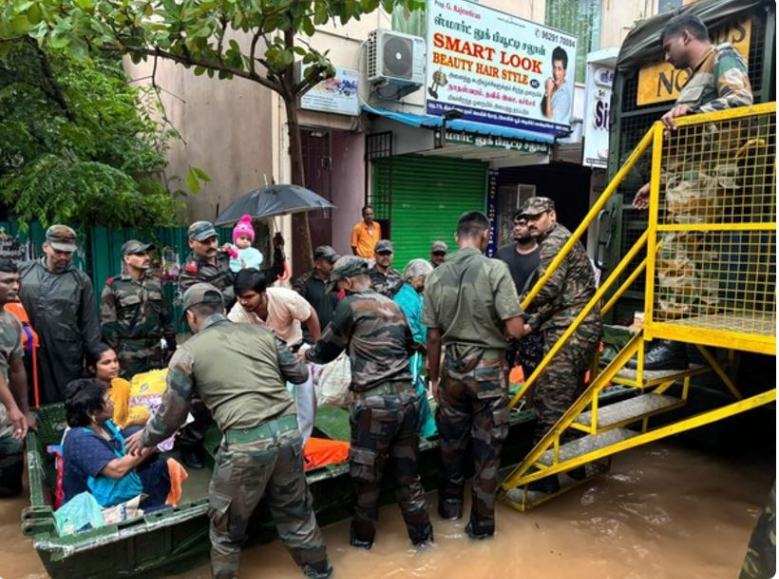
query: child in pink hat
[{"left": 228, "top": 214, "right": 264, "bottom": 272}]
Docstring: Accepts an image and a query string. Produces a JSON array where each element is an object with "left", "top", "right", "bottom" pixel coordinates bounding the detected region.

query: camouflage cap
[
  {"left": 374, "top": 239, "right": 393, "bottom": 254},
  {"left": 188, "top": 220, "right": 218, "bottom": 242},
  {"left": 331, "top": 256, "right": 370, "bottom": 282},
  {"left": 431, "top": 240, "right": 449, "bottom": 254},
  {"left": 45, "top": 224, "right": 78, "bottom": 253},
  {"left": 314, "top": 245, "right": 340, "bottom": 263},
  {"left": 181, "top": 283, "right": 224, "bottom": 314},
  {"left": 121, "top": 239, "right": 154, "bottom": 255},
  {"left": 520, "top": 196, "right": 555, "bottom": 216}
]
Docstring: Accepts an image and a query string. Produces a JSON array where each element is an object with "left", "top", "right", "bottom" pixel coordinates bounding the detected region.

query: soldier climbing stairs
[{"left": 500, "top": 102, "right": 777, "bottom": 512}]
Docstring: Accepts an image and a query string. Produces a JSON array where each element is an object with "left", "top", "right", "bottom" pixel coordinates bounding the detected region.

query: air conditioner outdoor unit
[{"left": 367, "top": 29, "right": 425, "bottom": 95}]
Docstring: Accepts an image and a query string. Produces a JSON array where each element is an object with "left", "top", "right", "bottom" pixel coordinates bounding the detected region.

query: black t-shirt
[{"left": 495, "top": 243, "right": 540, "bottom": 294}]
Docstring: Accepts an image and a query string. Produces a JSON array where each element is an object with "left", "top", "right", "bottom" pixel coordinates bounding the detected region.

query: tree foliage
[
  {"left": 1, "top": 0, "right": 423, "bottom": 98},
  {"left": 0, "top": 38, "right": 184, "bottom": 228},
  {"left": 1, "top": 0, "right": 422, "bottom": 265}
]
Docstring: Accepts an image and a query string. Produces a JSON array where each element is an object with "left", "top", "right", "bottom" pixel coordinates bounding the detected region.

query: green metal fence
[{"left": 3, "top": 222, "right": 232, "bottom": 332}]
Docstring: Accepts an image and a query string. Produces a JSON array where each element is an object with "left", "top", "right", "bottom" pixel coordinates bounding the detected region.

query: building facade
[{"left": 126, "top": 0, "right": 672, "bottom": 276}]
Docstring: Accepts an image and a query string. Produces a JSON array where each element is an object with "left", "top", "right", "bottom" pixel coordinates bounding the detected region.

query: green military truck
[{"left": 600, "top": 0, "right": 775, "bottom": 324}]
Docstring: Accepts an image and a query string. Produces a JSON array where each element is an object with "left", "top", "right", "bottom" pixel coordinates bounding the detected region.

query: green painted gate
[{"left": 373, "top": 155, "right": 488, "bottom": 270}]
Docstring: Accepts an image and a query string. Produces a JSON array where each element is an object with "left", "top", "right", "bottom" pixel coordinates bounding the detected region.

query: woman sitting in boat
[
  {"left": 89, "top": 345, "right": 186, "bottom": 452},
  {"left": 61, "top": 378, "right": 170, "bottom": 509}
]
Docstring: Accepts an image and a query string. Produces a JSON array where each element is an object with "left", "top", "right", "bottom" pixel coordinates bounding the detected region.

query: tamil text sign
[
  {"left": 425, "top": 0, "right": 577, "bottom": 136},
  {"left": 636, "top": 19, "right": 751, "bottom": 106}
]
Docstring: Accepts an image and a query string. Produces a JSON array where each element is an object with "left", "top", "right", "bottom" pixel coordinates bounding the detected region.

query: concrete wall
[
  {"left": 600, "top": 0, "right": 655, "bottom": 50},
  {"left": 124, "top": 32, "right": 276, "bottom": 224},
  {"left": 330, "top": 131, "right": 365, "bottom": 256}
]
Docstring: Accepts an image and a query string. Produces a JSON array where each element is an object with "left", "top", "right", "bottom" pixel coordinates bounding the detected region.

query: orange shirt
[{"left": 351, "top": 221, "right": 382, "bottom": 258}]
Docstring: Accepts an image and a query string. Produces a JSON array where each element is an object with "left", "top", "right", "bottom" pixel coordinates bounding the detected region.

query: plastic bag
[
  {"left": 55, "top": 492, "right": 105, "bottom": 536},
  {"left": 102, "top": 495, "right": 144, "bottom": 525},
  {"left": 316, "top": 352, "right": 351, "bottom": 407}
]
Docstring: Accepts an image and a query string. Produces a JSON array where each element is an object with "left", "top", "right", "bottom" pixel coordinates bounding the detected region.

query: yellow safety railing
[
  {"left": 513, "top": 102, "right": 777, "bottom": 411},
  {"left": 501, "top": 103, "right": 776, "bottom": 508},
  {"left": 644, "top": 102, "right": 776, "bottom": 355}
]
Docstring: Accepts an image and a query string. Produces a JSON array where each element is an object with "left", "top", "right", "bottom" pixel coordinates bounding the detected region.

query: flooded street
[{"left": 2, "top": 441, "right": 773, "bottom": 579}]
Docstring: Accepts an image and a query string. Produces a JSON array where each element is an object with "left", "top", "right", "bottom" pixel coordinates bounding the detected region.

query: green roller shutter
[{"left": 374, "top": 155, "right": 487, "bottom": 271}]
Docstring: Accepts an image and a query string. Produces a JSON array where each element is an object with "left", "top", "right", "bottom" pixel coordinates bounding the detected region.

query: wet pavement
[{"left": 3, "top": 441, "right": 773, "bottom": 579}]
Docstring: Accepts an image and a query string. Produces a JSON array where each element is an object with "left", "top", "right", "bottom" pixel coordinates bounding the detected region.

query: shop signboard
[
  {"left": 425, "top": 0, "right": 577, "bottom": 136},
  {"left": 299, "top": 66, "right": 360, "bottom": 116},
  {"left": 583, "top": 60, "right": 615, "bottom": 168}
]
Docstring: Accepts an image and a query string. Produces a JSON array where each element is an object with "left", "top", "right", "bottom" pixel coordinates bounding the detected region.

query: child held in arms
[{"left": 226, "top": 214, "right": 264, "bottom": 272}]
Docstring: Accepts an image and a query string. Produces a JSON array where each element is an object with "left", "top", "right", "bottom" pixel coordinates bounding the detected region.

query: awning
[{"left": 362, "top": 105, "right": 555, "bottom": 145}]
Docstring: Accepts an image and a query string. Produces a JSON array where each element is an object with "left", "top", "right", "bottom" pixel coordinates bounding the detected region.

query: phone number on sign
[{"left": 536, "top": 28, "right": 575, "bottom": 47}]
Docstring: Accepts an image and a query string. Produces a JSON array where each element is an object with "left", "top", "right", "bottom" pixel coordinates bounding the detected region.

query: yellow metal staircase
[{"left": 500, "top": 102, "right": 777, "bottom": 512}]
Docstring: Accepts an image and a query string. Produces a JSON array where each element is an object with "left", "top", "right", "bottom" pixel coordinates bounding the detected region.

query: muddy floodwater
[{"left": 2, "top": 441, "right": 773, "bottom": 579}]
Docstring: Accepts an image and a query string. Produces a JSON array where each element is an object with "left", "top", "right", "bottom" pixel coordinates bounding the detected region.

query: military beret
[
  {"left": 45, "top": 224, "right": 77, "bottom": 253},
  {"left": 188, "top": 220, "right": 218, "bottom": 241},
  {"left": 520, "top": 196, "right": 555, "bottom": 216},
  {"left": 331, "top": 256, "right": 370, "bottom": 282},
  {"left": 374, "top": 239, "right": 393, "bottom": 254},
  {"left": 122, "top": 239, "right": 154, "bottom": 255}
]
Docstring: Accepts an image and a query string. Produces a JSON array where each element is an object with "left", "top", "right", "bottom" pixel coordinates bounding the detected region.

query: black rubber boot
[
  {"left": 528, "top": 475, "right": 561, "bottom": 494},
  {"left": 349, "top": 521, "right": 375, "bottom": 550},
  {"left": 626, "top": 340, "right": 689, "bottom": 371},
  {"left": 437, "top": 498, "right": 463, "bottom": 520},
  {"left": 410, "top": 523, "right": 434, "bottom": 548},
  {"left": 181, "top": 450, "right": 205, "bottom": 469},
  {"left": 302, "top": 560, "right": 333, "bottom": 579}
]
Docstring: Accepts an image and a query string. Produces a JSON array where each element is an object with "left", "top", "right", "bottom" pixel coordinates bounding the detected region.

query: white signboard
[
  {"left": 425, "top": 0, "right": 577, "bottom": 137},
  {"left": 582, "top": 63, "right": 614, "bottom": 168},
  {"left": 300, "top": 67, "right": 359, "bottom": 116}
]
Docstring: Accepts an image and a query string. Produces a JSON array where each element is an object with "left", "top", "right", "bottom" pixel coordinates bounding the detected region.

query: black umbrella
[{"left": 214, "top": 184, "right": 335, "bottom": 225}]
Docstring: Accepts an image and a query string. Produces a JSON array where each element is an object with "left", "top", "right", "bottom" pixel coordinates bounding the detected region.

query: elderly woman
[
  {"left": 394, "top": 259, "right": 433, "bottom": 346},
  {"left": 394, "top": 258, "right": 436, "bottom": 437},
  {"left": 62, "top": 378, "right": 170, "bottom": 509}
]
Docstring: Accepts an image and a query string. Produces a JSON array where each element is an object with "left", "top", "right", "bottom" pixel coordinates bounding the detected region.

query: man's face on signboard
[{"left": 553, "top": 59, "right": 566, "bottom": 84}]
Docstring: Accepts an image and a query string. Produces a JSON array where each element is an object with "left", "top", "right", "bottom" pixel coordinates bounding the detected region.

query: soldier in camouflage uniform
[
  {"left": 630, "top": 13, "right": 754, "bottom": 370},
  {"left": 423, "top": 211, "right": 526, "bottom": 539},
  {"left": 305, "top": 256, "right": 433, "bottom": 550},
  {"left": 521, "top": 198, "right": 602, "bottom": 491},
  {"left": 740, "top": 483, "right": 776, "bottom": 579},
  {"left": 369, "top": 239, "right": 402, "bottom": 298},
  {"left": 178, "top": 221, "right": 236, "bottom": 308},
  {"left": 0, "top": 259, "right": 32, "bottom": 496},
  {"left": 126, "top": 283, "right": 331, "bottom": 579},
  {"left": 100, "top": 240, "right": 177, "bottom": 378},
  {"left": 177, "top": 221, "right": 236, "bottom": 468}
]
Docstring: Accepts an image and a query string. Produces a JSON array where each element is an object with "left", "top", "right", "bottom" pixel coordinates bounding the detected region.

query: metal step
[
  {"left": 539, "top": 428, "right": 637, "bottom": 465},
  {"left": 502, "top": 459, "right": 611, "bottom": 512},
  {"left": 613, "top": 364, "right": 707, "bottom": 387},
  {"left": 576, "top": 393, "right": 683, "bottom": 429}
]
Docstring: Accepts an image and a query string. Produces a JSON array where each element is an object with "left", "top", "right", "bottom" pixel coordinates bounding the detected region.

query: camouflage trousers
[
  {"left": 115, "top": 338, "right": 166, "bottom": 379},
  {"left": 209, "top": 418, "right": 329, "bottom": 579},
  {"left": 349, "top": 384, "right": 432, "bottom": 546},
  {"left": 529, "top": 322, "right": 601, "bottom": 445},
  {"left": 437, "top": 351, "right": 509, "bottom": 536},
  {"left": 0, "top": 405, "right": 23, "bottom": 496},
  {"left": 740, "top": 482, "right": 776, "bottom": 579}
]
